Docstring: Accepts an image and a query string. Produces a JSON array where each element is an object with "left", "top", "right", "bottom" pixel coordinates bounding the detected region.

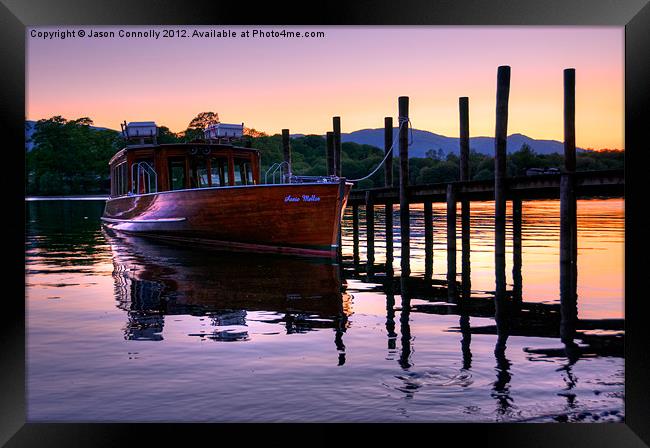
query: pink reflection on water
[{"left": 342, "top": 198, "right": 624, "bottom": 319}]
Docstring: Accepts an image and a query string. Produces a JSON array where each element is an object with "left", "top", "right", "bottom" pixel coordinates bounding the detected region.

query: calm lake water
[{"left": 25, "top": 198, "right": 624, "bottom": 422}]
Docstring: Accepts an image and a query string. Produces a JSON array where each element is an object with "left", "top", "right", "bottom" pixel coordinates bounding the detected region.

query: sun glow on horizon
[{"left": 27, "top": 26, "right": 624, "bottom": 150}]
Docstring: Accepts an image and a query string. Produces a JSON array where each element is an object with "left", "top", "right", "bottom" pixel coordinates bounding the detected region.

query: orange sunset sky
[{"left": 27, "top": 26, "right": 624, "bottom": 150}]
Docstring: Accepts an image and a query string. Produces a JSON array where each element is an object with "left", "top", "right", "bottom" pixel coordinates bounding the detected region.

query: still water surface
[{"left": 26, "top": 199, "right": 624, "bottom": 422}]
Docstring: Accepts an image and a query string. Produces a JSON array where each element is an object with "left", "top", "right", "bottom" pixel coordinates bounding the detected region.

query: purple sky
[{"left": 27, "top": 26, "right": 623, "bottom": 149}]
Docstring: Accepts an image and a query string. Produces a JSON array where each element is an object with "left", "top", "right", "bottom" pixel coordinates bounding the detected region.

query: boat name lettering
[{"left": 284, "top": 194, "right": 321, "bottom": 203}]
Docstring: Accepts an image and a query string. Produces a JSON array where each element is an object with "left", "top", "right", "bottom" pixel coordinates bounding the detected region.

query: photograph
[
  {"left": 24, "top": 24, "right": 625, "bottom": 423},
  {"left": 1, "top": 0, "right": 649, "bottom": 444}
]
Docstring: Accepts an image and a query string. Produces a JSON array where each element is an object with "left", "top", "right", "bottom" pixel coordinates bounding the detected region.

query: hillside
[
  {"left": 340, "top": 128, "right": 585, "bottom": 157},
  {"left": 26, "top": 119, "right": 596, "bottom": 156}
]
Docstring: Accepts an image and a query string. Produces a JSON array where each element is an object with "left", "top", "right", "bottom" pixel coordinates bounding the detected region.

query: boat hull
[{"left": 102, "top": 182, "right": 351, "bottom": 257}]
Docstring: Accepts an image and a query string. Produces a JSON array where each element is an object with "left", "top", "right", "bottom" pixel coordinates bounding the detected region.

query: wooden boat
[{"left": 102, "top": 122, "right": 352, "bottom": 257}]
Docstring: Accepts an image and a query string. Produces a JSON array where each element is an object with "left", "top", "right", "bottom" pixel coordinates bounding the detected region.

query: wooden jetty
[
  {"left": 346, "top": 170, "right": 623, "bottom": 206},
  {"left": 334, "top": 66, "right": 623, "bottom": 349},
  {"left": 347, "top": 66, "right": 622, "bottom": 276}
]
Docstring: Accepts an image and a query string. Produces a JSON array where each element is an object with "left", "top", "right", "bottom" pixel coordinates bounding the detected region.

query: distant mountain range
[
  {"left": 291, "top": 128, "right": 586, "bottom": 157},
  {"left": 26, "top": 119, "right": 587, "bottom": 156},
  {"left": 338, "top": 128, "right": 585, "bottom": 157}
]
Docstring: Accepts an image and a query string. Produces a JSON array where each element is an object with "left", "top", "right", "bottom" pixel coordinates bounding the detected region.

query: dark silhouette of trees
[
  {"left": 243, "top": 127, "right": 267, "bottom": 138},
  {"left": 27, "top": 116, "right": 122, "bottom": 195},
  {"left": 157, "top": 126, "right": 180, "bottom": 144},
  {"left": 183, "top": 112, "right": 219, "bottom": 141},
  {"left": 25, "top": 115, "right": 624, "bottom": 195}
]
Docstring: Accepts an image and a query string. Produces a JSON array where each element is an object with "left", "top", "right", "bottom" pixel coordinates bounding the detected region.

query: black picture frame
[{"left": 3, "top": 0, "right": 649, "bottom": 445}]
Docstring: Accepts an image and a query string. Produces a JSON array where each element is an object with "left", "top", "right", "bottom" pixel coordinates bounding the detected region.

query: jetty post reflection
[
  {"left": 492, "top": 316, "right": 514, "bottom": 418},
  {"left": 385, "top": 273, "right": 398, "bottom": 352},
  {"left": 398, "top": 277, "right": 413, "bottom": 370}
]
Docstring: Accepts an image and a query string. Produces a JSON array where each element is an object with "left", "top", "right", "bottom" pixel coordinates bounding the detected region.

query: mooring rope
[{"left": 347, "top": 116, "right": 413, "bottom": 183}]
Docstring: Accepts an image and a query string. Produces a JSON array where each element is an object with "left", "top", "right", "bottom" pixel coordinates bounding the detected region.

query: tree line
[{"left": 26, "top": 113, "right": 624, "bottom": 195}]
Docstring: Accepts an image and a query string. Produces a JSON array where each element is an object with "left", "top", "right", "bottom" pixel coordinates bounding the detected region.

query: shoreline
[{"left": 26, "top": 195, "right": 109, "bottom": 201}]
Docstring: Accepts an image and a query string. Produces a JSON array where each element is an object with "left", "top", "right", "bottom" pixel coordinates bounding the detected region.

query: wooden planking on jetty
[{"left": 346, "top": 169, "right": 624, "bottom": 206}]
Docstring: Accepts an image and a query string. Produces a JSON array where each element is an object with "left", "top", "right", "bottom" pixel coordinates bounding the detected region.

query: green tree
[
  {"left": 182, "top": 111, "right": 219, "bottom": 141},
  {"left": 508, "top": 143, "right": 537, "bottom": 176},
  {"left": 27, "top": 116, "right": 122, "bottom": 195},
  {"left": 26, "top": 115, "right": 624, "bottom": 195},
  {"left": 157, "top": 126, "right": 180, "bottom": 144}
]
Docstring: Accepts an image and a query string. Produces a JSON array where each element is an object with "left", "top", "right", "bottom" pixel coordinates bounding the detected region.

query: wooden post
[
  {"left": 560, "top": 174, "right": 578, "bottom": 343},
  {"left": 352, "top": 204, "right": 360, "bottom": 265},
  {"left": 564, "top": 69, "right": 576, "bottom": 173},
  {"left": 384, "top": 117, "right": 394, "bottom": 187},
  {"left": 384, "top": 117, "right": 394, "bottom": 269},
  {"left": 365, "top": 191, "right": 375, "bottom": 272},
  {"left": 461, "top": 201, "right": 471, "bottom": 294},
  {"left": 494, "top": 69, "right": 512, "bottom": 366},
  {"left": 494, "top": 66, "right": 511, "bottom": 300},
  {"left": 459, "top": 97, "right": 471, "bottom": 297},
  {"left": 447, "top": 184, "right": 457, "bottom": 301},
  {"left": 459, "top": 97, "right": 470, "bottom": 181},
  {"left": 398, "top": 97, "right": 410, "bottom": 276},
  {"left": 333, "top": 116, "right": 342, "bottom": 177},
  {"left": 461, "top": 250, "right": 472, "bottom": 305},
  {"left": 458, "top": 102, "right": 472, "bottom": 359},
  {"left": 560, "top": 68, "right": 578, "bottom": 344},
  {"left": 512, "top": 197, "right": 522, "bottom": 302},
  {"left": 424, "top": 201, "right": 433, "bottom": 280},
  {"left": 326, "top": 131, "right": 334, "bottom": 176},
  {"left": 281, "top": 129, "right": 291, "bottom": 182}
]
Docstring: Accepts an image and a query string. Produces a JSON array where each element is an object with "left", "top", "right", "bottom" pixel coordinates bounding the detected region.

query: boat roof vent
[
  {"left": 204, "top": 123, "right": 244, "bottom": 141},
  {"left": 121, "top": 121, "right": 158, "bottom": 145}
]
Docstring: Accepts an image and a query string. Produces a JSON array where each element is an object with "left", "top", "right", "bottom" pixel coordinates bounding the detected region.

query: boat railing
[
  {"left": 264, "top": 163, "right": 279, "bottom": 184},
  {"left": 264, "top": 162, "right": 342, "bottom": 185},
  {"left": 288, "top": 175, "right": 341, "bottom": 184},
  {"left": 131, "top": 162, "right": 158, "bottom": 194},
  {"left": 264, "top": 161, "right": 290, "bottom": 184}
]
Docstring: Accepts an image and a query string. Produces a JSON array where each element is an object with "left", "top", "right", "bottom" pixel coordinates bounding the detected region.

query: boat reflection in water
[{"left": 105, "top": 228, "right": 352, "bottom": 359}]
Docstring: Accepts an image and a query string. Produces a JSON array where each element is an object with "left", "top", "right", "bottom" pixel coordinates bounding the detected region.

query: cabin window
[
  {"left": 111, "top": 166, "right": 116, "bottom": 196},
  {"left": 112, "top": 161, "right": 128, "bottom": 196},
  {"left": 210, "top": 157, "right": 229, "bottom": 187},
  {"left": 234, "top": 158, "right": 254, "bottom": 186},
  {"left": 120, "top": 163, "right": 127, "bottom": 194},
  {"left": 168, "top": 158, "right": 186, "bottom": 191},
  {"left": 190, "top": 157, "right": 210, "bottom": 188}
]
